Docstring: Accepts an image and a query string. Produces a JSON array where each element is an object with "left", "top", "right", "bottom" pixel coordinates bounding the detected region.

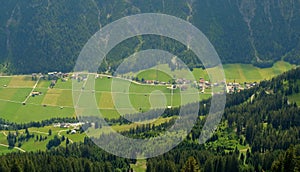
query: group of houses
[
  {"left": 48, "top": 72, "right": 69, "bottom": 80},
  {"left": 32, "top": 72, "right": 69, "bottom": 81},
  {"left": 144, "top": 80, "right": 167, "bottom": 85},
  {"left": 140, "top": 75, "right": 258, "bottom": 94},
  {"left": 226, "top": 82, "right": 258, "bottom": 93},
  {"left": 32, "top": 72, "right": 70, "bottom": 89},
  {"left": 53, "top": 122, "right": 84, "bottom": 134},
  {"left": 72, "top": 74, "right": 88, "bottom": 82}
]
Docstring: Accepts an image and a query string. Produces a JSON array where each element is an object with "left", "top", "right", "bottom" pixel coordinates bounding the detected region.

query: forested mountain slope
[
  {"left": 0, "top": 0, "right": 300, "bottom": 73},
  {"left": 144, "top": 68, "right": 300, "bottom": 171},
  {"left": 0, "top": 65, "right": 300, "bottom": 171}
]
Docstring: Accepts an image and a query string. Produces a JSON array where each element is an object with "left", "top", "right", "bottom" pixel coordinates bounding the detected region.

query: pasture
[
  {"left": 137, "top": 69, "right": 172, "bottom": 82},
  {"left": 192, "top": 61, "right": 295, "bottom": 82},
  {"left": 0, "top": 77, "right": 75, "bottom": 123},
  {"left": 125, "top": 61, "right": 294, "bottom": 83},
  {"left": 0, "top": 61, "right": 295, "bottom": 123},
  {"left": 0, "top": 126, "right": 86, "bottom": 153},
  {"left": 0, "top": 75, "right": 200, "bottom": 123}
]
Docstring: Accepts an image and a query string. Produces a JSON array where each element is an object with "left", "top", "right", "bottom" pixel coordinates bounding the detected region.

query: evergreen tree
[{"left": 181, "top": 157, "right": 201, "bottom": 172}]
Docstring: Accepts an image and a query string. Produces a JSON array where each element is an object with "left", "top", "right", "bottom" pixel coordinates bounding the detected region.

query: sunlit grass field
[
  {"left": 0, "top": 61, "right": 295, "bottom": 123},
  {"left": 192, "top": 61, "right": 295, "bottom": 82},
  {"left": 137, "top": 69, "right": 172, "bottom": 82},
  {"left": 0, "top": 75, "right": 201, "bottom": 123},
  {"left": 0, "top": 126, "right": 86, "bottom": 153}
]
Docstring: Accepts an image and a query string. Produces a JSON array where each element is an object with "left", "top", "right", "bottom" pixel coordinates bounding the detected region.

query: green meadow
[
  {"left": 137, "top": 69, "right": 172, "bottom": 82},
  {"left": 0, "top": 126, "right": 86, "bottom": 153},
  {"left": 0, "top": 61, "right": 296, "bottom": 123},
  {"left": 0, "top": 75, "right": 199, "bottom": 123},
  {"left": 192, "top": 61, "right": 295, "bottom": 82}
]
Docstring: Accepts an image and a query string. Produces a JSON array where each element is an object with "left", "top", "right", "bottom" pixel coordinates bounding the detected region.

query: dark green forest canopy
[{"left": 0, "top": 0, "right": 300, "bottom": 74}]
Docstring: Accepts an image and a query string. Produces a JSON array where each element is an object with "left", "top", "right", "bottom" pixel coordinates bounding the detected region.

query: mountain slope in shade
[{"left": 0, "top": 0, "right": 300, "bottom": 74}]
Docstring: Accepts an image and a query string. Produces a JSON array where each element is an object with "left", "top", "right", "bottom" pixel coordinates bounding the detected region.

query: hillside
[
  {"left": 0, "top": 65, "right": 300, "bottom": 171},
  {"left": 0, "top": 0, "right": 300, "bottom": 74},
  {"left": 144, "top": 67, "right": 300, "bottom": 171}
]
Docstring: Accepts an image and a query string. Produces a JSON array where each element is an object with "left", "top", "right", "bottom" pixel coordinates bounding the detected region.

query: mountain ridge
[{"left": 0, "top": 0, "right": 300, "bottom": 74}]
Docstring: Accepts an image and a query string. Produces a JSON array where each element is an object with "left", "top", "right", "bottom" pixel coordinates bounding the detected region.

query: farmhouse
[
  {"left": 70, "top": 130, "right": 77, "bottom": 134},
  {"left": 32, "top": 73, "right": 38, "bottom": 81},
  {"left": 199, "top": 78, "right": 205, "bottom": 84},
  {"left": 31, "top": 91, "right": 42, "bottom": 97},
  {"left": 146, "top": 80, "right": 154, "bottom": 84}
]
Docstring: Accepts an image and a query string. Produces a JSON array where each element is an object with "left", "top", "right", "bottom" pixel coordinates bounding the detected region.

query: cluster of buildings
[
  {"left": 226, "top": 82, "right": 258, "bottom": 93},
  {"left": 53, "top": 122, "right": 84, "bottom": 129},
  {"left": 141, "top": 76, "right": 258, "bottom": 94},
  {"left": 48, "top": 72, "right": 69, "bottom": 81},
  {"left": 31, "top": 72, "right": 70, "bottom": 89},
  {"left": 53, "top": 122, "right": 85, "bottom": 134},
  {"left": 32, "top": 72, "right": 69, "bottom": 81},
  {"left": 71, "top": 73, "right": 88, "bottom": 82},
  {"left": 144, "top": 80, "right": 167, "bottom": 85}
]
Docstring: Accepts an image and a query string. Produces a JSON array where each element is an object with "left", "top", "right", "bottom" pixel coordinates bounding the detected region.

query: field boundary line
[
  {"left": 0, "top": 143, "right": 26, "bottom": 152},
  {"left": 23, "top": 76, "right": 41, "bottom": 103},
  {"left": 30, "top": 130, "right": 48, "bottom": 135}
]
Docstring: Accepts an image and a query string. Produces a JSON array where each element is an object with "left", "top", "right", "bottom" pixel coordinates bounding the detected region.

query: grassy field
[
  {"left": 192, "top": 61, "right": 295, "bottom": 82},
  {"left": 0, "top": 61, "right": 296, "bottom": 123},
  {"left": 0, "top": 101, "right": 74, "bottom": 123},
  {"left": 127, "top": 61, "right": 295, "bottom": 83},
  {"left": 0, "top": 126, "right": 86, "bottom": 153},
  {"left": 0, "top": 75, "right": 200, "bottom": 122},
  {"left": 0, "top": 77, "right": 11, "bottom": 86},
  {"left": 0, "top": 76, "right": 76, "bottom": 123},
  {"left": 137, "top": 69, "right": 172, "bottom": 82},
  {"left": 8, "top": 76, "right": 36, "bottom": 87}
]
